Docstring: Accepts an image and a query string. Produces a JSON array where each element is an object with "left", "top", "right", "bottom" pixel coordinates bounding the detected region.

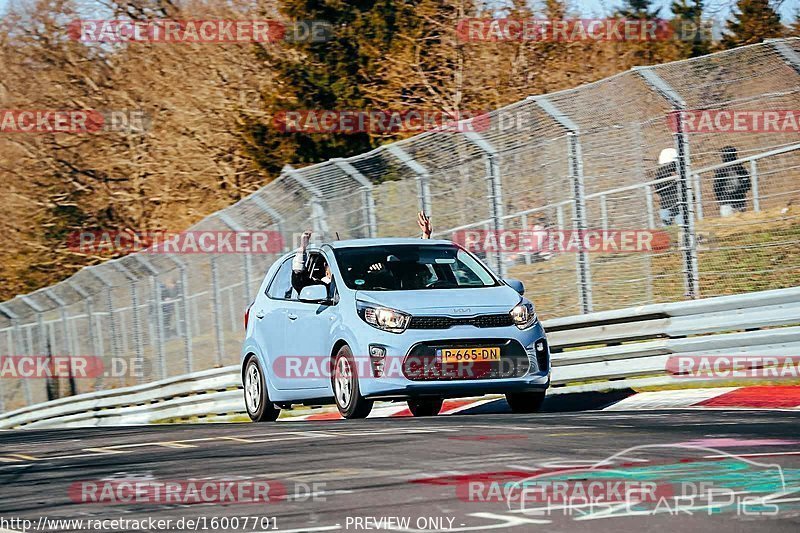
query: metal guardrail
[{"left": 1, "top": 286, "right": 797, "bottom": 429}]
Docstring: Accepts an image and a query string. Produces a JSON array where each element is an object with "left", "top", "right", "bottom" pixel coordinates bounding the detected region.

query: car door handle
[
  {"left": 255, "top": 311, "right": 265, "bottom": 319},
  {"left": 287, "top": 313, "right": 298, "bottom": 321}
]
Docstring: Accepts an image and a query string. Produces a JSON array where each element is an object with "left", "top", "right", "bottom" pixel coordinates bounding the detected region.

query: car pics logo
[{"left": 496, "top": 444, "right": 790, "bottom": 519}]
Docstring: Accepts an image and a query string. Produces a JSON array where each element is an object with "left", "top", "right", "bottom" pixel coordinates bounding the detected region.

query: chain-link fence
[{"left": 1, "top": 39, "right": 799, "bottom": 413}]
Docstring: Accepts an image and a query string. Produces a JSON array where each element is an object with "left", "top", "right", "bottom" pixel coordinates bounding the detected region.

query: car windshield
[{"left": 333, "top": 244, "right": 498, "bottom": 291}]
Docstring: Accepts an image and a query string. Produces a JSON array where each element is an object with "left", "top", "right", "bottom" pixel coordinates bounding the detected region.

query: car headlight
[
  {"left": 357, "top": 302, "right": 411, "bottom": 333},
  {"left": 510, "top": 299, "right": 538, "bottom": 330}
]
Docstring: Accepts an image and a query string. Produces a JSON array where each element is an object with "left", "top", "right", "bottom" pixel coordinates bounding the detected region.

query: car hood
[{"left": 355, "top": 285, "right": 521, "bottom": 316}]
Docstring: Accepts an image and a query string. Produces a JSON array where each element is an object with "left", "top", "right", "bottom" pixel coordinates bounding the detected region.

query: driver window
[{"left": 267, "top": 258, "right": 297, "bottom": 300}]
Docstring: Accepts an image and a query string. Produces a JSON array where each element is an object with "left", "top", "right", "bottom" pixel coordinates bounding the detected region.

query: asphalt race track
[{"left": 1, "top": 408, "right": 799, "bottom": 533}]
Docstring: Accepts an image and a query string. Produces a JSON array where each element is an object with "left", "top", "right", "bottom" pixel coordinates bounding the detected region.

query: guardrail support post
[
  {"left": 386, "top": 145, "right": 433, "bottom": 217},
  {"left": 533, "top": 96, "right": 593, "bottom": 313},
  {"left": 635, "top": 66, "right": 700, "bottom": 299},
  {"left": 332, "top": 159, "right": 377, "bottom": 238},
  {"left": 462, "top": 131, "right": 506, "bottom": 278}
]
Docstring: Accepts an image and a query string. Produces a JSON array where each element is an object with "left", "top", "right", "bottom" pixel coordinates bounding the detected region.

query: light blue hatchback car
[{"left": 241, "top": 238, "right": 550, "bottom": 420}]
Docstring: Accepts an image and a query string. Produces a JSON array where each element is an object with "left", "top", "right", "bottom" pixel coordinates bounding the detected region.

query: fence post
[
  {"left": 133, "top": 256, "right": 167, "bottom": 380},
  {"left": 282, "top": 164, "right": 329, "bottom": 238},
  {"left": 332, "top": 159, "right": 377, "bottom": 238},
  {"left": 386, "top": 144, "right": 432, "bottom": 217},
  {"left": 635, "top": 66, "right": 700, "bottom": 299},
  {"left": 210, "top": 255, "right": 225, "bottom": 367},
  {"left": 19, "top": 297, "right": 45, "bottom": 404},
  {"left": 750, "top": 160, "right": 760, "bottom": 212},
  {"left": 68, "top": 280, "right": 102, "bottom": 389},
  {"left": 219, "top": 212, "right": 254, "bottom": 309},
  {"left": 166, "top": 255, "right": 194, "bottom": 374},
  {"left": 0, "top": 304, "right": 19, "bottom": 411},
  {"left": 462, "top": 131, "right": 506, "bottom": 278},
  {"left": 44, "top": 289, "right": 73, "bottom": 360},
  {"left": 112, "top": 262, "right": 146, "bottom": 384},
  {"left": 599, "top": 194, "right": 609, "bottom": 231},
  {"left": 534, "top": 96, "right": 593, "bottom": 313},
  {"left": 768, "top": 39, "right": 800, "bottom": 75},
  {"left": 250, "top": 196, "right": 288, "bottom": 251},
  {"left": 87, "top": 269, "right": 120, "bottom": 382}
]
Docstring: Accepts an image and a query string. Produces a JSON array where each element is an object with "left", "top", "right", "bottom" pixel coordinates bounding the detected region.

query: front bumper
[{"left": 350, "top": 321, "right": 550, "bottom": 399}]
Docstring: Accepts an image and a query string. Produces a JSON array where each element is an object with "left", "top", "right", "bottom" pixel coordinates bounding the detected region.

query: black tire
[
  {"left": 244, "top": 357, "right": 280, "bottom": 422},
  {"left": 332, "top": 345, "right": 373, "bottom": 419},
  {"left": 407, "top": 397, "right": 443, "bottom": 417},
  {"left": 506, "top": 391, "right": 546, "bottom": 414}
]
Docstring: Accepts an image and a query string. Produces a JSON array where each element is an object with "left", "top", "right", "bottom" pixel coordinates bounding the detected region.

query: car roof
[{"left": 324, "top": 237, "right": 454, "bottom": 249}]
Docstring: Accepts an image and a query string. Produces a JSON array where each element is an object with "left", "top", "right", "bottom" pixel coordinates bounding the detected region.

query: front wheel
[
  {"left": 506, "top": 391, "right": 546, "bottom": 414},
  {"left": 407, "top": 398, "right": 443, "bottom": 417},
  {"left": 332, "top": 345, "right": 373, "bottom": 419},
  {"left": 244, "top": 358, "right": 280, "bottom": 422}
]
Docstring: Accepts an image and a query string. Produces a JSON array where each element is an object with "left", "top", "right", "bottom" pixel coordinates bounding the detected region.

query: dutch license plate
[{"left": 439, "top": 346, "right": 500, "bottom": 364}]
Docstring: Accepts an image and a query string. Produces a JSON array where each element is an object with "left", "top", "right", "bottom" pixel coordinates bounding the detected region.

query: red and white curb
[
  {"left": 604, "top": 385, "right": 800, "bottom": 411},
  {"left": 276, "top": 385, "right": 800, "bottom": 420},
  {"left": 279, "top": 397, "right": 499, "bottom": 421}
]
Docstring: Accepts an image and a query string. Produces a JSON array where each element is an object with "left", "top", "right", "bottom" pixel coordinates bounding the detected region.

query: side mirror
[
  {"left": 504, "top": 278, "right": 525, "bottom": 296},
  {"left": 298, "top": 284, "right": 329, "bottom": 303}
]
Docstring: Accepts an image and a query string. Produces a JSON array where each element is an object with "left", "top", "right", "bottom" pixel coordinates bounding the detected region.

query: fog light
[
  {"left": 369, "top": 345, "right": 387, "bottom": 377},
  {"left": 527, "top": 338, "right": 549, "bottom": 372}
]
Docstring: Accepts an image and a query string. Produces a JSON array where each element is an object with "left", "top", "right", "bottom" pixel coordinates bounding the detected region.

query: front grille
[
  {"left": 408, "top": 313, "right": 514, "bottom": 329},
  {"left": 403, "top": 339, "right": 529, "bottom": 381}
]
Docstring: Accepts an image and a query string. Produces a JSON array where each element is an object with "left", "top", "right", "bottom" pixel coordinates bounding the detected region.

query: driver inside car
[{"left": 291, "top": 211, "right": 433, "bottom": 295}]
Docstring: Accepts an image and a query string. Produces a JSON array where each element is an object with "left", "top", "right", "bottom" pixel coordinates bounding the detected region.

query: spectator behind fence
[
  {"left": 653, "top": 148, "right": 680, "bottom": 226},
  {"left": 713, "top": 146, "right": 751, "bottom": 217}
]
